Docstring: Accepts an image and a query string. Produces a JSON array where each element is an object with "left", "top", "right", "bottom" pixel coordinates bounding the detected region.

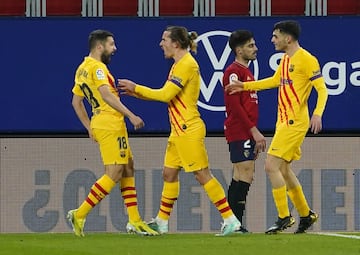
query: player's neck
[
  {"left": 235, "top": 58, "right": 249, "bottom": 68},
  {"left": 173, "top": 49, "right": 188, "bottom": 63},
  {"left": 285, "top": 42, "right": 300, "bottom": 57},
  {"left": 88, "top": 52, "right": 101, "bottom": 62}
]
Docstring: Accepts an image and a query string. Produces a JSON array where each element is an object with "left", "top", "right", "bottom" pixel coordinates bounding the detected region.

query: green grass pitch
[{"left": 0, "top": 232, "right": 359, "bottom": 255}]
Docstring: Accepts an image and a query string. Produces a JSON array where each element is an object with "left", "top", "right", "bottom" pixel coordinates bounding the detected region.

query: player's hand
[
  {"left": 254, "top": 135, "right": 266, "bottom": 159},
  {"left": 225, "top": 80, "right": 244, "bottom": 94},
  {"left": 310, "top": 114, "right": 322, "bottom": 134},
  {"left": 250, "top": 127, "right": 266, "bottom": 159},
  {"left": 87, "top": 128, "right": 97, "bottom": 143},
  {"left": 117, "top": 79, "right": 136, "bottom": 95},
  {"left": 128, "top": 115, "right": 145, "bottom": 130}
]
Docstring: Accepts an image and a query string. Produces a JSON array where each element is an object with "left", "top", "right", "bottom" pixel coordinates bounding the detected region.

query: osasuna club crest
[
  {"left": 195, "top": 30, "right": 259, "bottom": 112},
  {"left": 243, "top": 150, "right": 250, "bottom": 158}
]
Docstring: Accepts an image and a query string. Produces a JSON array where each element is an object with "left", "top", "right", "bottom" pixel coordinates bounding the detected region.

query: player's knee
[
  {"left": 264, "top": 158, "right": 275, "bottom": 174},
  {"left": 162, "top": 169, "right": 179, "bottom": 182},
  {"left": 105, "top": 164, "right": 125, "bottom": 182},
  {"left": 193, "top": 168, "right": 212, "bottom": 185}
]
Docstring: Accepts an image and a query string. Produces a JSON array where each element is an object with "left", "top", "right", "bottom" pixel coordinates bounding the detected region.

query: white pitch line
[{"left": 312, "top": 232, "right": 360, "bottom": 239}]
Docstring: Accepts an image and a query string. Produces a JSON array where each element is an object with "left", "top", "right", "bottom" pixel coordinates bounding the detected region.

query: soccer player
[
  {"left": 68, "top": 29, "right": 159, "bottom": 237},
  {"left": 118, "top": 26, "right": 241, "bottom": 236},
  {"left": 225, "top": 20, "right": 328, "bottom": 234},
  {"left": 222, "top": 30, "right": 266, "bottom": 233}
]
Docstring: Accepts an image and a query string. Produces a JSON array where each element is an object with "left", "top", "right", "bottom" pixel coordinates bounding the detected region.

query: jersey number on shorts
[
  {"left": 80, "top": 83, "right": 100, "bottom": 108},
  {"left": 117, "top": 137, "right": 127, "bottom": 149}
]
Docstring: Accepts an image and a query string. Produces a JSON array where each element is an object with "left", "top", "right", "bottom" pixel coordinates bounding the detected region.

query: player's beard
[
  {"left": 101, "top": 52, "right": 111, "bottom": 65},
  {"left": 244, "top": 54, "right": 257, "bottom": 62}
]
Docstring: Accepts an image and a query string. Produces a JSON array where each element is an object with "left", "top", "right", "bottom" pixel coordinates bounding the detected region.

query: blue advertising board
[{"left": 1, "top": 16, "right": 359, "bottom": 134}]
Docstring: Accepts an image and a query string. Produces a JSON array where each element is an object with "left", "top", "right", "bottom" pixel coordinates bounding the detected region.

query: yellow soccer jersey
[
  {"left": 135, "top": 52, "right": 202, "bottom": 137},
  {"left": 72, "top": 56, "right": 124, "bottom": 130},
  {"left": 244, "top": 48, "right": 328, "bottom": 130}
]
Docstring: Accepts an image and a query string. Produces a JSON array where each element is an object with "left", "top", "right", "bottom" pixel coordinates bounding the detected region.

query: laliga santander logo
[{"left": 195, "top": 31, "right": 259, "bottom": 111}]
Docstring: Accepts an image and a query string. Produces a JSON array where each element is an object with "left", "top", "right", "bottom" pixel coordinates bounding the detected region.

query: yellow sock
[
  {"left": 76, "top": 174, "right": 116, "bottom": 219},
  {"left": 287, "top": 185, "right": 310, "bottom": 217},
  {"left": 157, "top": 181, "right": 179, "bottom": 220},
  {"left": 272, "top": 185, "right": 290, "bottom": 218},
  {"left": 203, "top": 178, "right": 233, "bottom": 219},
  {"left": 120, "top": 177, "right": 141, "bottom": 222}
]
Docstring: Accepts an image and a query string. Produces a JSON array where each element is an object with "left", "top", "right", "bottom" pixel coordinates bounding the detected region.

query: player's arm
[
  {"left": 243, "top": 77, "right": 279, "bottom": 91},
  {"left": 307, "top": 58, "right": 328, "bottom": 134},
  {"left": 226, "top": 68, "right": 280, "bottom": 94},
  {"left": 312, "top": 79, "right": 328, "bottom": 116},
  {"left": 98, "top": 85, "right": 144, "bottom": 130},
  {"left": 225, "top": 92, "right": 266, "bottom": 157},
  {"left": 223, "top": 72, "right": 255, "bottom": 132},
  {"left": 71, "top": 93, "right": 94, "bottom": 140},
  {"left": 226, "top": 94, "right": 254, "bottom": 128},
  {"left": 311, "top": 73, "right": 328, "bottom": 118},
  {"left": 72, "top": 94, "right": 90, "bottom": 130},
  {"left": 223, "top": 71, "right": 266, "bottom": 153},
  {"left": 227, "top": 92, "right": 265, "bottom": 139},
  {"left": 135, "top": 81, "right": 181, "bottom": 102},
  {"left": 309, "top": 73, "right": 328, "bottom": 134},
  {"left": 250, "top": 126, "right": 266, "bottom": 156},
  {"left": 118, "top": 79, "right": 181, "bottom": 103},
  {"left": 243, "top": 68, "right": 281, "bottom": 91},
  {"left": 119, "top": 62, "right": 190, "bottom": 102}
]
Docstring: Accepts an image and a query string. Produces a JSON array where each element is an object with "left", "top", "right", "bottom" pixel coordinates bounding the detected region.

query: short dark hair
[
  {"left": 273, "top": 20, "right": 301, "bottom": 40},
  {"left": 88, "top": 29, "right": 114, "bottom": 50},
  {"left": 228, "top": 30, "right": 254, "bottom": 53}
]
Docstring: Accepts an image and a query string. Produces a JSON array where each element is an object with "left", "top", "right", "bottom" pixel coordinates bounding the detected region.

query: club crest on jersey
[
  {"left": 289, "top": 64, "right": 295, "bottom": 72},
  {"left": 96, "top": 69, "right": 106, "bottom": 80}
]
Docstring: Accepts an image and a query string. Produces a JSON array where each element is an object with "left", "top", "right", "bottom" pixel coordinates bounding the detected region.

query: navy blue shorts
[{"left": 228, "top": 139, "right": 256, "bottom": 163}]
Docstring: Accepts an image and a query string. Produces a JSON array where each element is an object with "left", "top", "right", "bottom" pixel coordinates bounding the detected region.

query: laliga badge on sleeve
[{"left": 96, "top": 68, "right": 106, "bottom": 80}]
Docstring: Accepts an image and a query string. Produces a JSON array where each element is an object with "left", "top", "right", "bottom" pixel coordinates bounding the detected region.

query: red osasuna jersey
[{"left": 222, "top": 61, "right": 259, "bottom": 142}]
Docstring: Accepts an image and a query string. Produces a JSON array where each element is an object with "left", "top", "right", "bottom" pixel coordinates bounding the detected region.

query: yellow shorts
[
  {"left": 268, "top": 125, "right": 306, "bottom": 162},
  {"left": 164, "top": 130, "right": 209, "bottom": 172},
  {"left": 92, "top": 128, "right": 132, "bottom": 165}
]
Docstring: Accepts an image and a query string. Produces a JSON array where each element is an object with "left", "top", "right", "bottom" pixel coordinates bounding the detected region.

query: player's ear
[
  {"left": 236, "top": 46, "right": 242, "bottom": 55},
  {"left": 97, "top": 42, "right": 104, "bottom": 50},
  {"left": 174, "top": 41, "right": 181, "bottom": 49},
  {"left": 286, "top": 34, "right": 294, "bottom": 44}
]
